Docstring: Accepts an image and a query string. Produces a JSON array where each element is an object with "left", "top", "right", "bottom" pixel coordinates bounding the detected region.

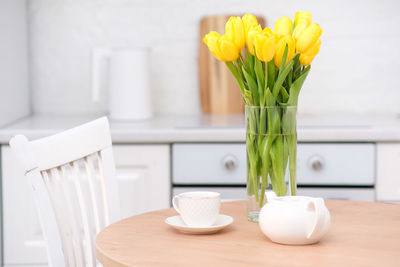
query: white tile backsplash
[
  {"left": 28, "top": 0, "right": 400, "bottom": 116},
  {"left": 0, "top": 0, "right": 30, "bottom": 126}
]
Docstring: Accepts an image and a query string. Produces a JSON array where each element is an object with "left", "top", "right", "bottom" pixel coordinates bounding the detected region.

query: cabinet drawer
[
  {"left": 172, "top": 143, "right": 246, "bottom": 184},
  {"left": 173, "top": 143, "right": 375, "bottom": 186},
  {"left": 376, "top": 143, "right": 400, "bottom": 201},
  {"left": 297, "top": 143, "right": 375, "bottom": 185}
]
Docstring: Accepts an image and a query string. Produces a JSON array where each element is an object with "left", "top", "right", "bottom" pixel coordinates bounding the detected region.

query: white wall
[
  {"left": 28, "top": 0, "right": 400, "bottom": 116},
  {"left": 0, "top": 0, "right": 30, "bottom": 126}
]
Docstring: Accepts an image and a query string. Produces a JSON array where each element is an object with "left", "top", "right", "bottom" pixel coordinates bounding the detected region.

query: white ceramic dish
[
  {"left": 259, "top": 192, "right": 331, "bottom": 245},
  {"left": 165, "top": 214, "right": 233, "bottom": 234}
]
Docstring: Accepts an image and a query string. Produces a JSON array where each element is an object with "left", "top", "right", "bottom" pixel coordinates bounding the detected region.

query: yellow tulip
[
  {"left": 225, "top": 16, "right": 245, "bottom": 50},
  {"left": 247, "top": 25, "right": 262, "bottom": 55},
  {"left": 242, "top": 13, "right": 258, "bottom": 44},
  {"left": 220, "top": 34, "right": 241, "bottom": 61},
  {"left": 274, "top": 16, "right": 293, "bottom": 37},
  {"left": 262, "top": 27, "right": 274, "bottom": 35},
  {"left": 292, "top": 12, "right": 312, "bottom": 41},
  {"left": 294, "top": 11, "right": 312, "bottom": 26},
  {"left": 296, "top": 23, "right": 322, "bottom": 54},
  {"left": 274, "top": 35, "right": 295, "bottom": 67},
  {"left": 254, "top": 30, "right": 275, "bottom": 62},
  {"left": 292, "top": 22, "right": 309, "bottom": 41},
  {"left": 203, "top": 31, "right": 239, "bottom": 62},
  {"left": 204, "top": 31, "right": 224, "bottom": 61},
  {"left": 299, "top": 39, "right": 321, "bottom": 66}
]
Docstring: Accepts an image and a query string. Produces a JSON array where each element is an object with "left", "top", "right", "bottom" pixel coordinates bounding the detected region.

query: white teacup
[{"left": 172, "top": 191, "right": 221, "bottom": 227}]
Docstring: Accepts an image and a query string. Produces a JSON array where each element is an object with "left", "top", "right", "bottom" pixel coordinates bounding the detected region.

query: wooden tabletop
[{"left": 96, "top": 200, "right": 400, "bottom": 267}]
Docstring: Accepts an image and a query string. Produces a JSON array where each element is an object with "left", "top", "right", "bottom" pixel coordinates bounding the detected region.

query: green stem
[
  {"left": 259, "top": 135, "right": 273, "bottom": 207},
  {"left": 246, "top": 108, "right": 260, "bottom": 202},
  {"left": 288, "top": 134, "right": 297, "bottom": 195}
]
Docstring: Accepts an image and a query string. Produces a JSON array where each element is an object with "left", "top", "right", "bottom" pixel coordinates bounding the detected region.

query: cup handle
[
  {"left": 172, "top": 195, "right": 180, "bottom": 214},
  {"left": 307, "top": 198, "right": 326, "bottom": 240}
]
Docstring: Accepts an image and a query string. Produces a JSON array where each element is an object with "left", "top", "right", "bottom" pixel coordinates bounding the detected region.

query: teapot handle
[
  {"left": 307, "top": 198, "right": 326, "bottom": 240},
  {"left": 266, "top": 191, "right": 277, "bottom": 202}
]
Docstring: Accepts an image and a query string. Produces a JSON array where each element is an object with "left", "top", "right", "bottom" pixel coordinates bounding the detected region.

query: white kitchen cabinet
[
  {"left": 1, "top": 144, "right": 170, "bottom": 266},
  {"left": 376, "top": 143, "right": 400, "bottom": 202},
  {"left": 112, "top": 145, "right": 171, "bottom": 218}
]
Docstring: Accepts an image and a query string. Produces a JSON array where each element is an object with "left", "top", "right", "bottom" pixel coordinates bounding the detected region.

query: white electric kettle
[
  {"left": 259, "top": 192, "right": 331, "bottom": 245},
  {"left": 92, "top": 47, "right": 152, "bottom": 121}
]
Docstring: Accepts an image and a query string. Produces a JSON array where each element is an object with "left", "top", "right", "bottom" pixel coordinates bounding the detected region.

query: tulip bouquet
[{"left": 204, "top": 12, "right": 322, "bottom": 214}]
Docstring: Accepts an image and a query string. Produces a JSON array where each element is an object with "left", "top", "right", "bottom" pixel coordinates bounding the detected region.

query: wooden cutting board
[{"left": 199, "top": 15, "right": 265, "bottom": 114}]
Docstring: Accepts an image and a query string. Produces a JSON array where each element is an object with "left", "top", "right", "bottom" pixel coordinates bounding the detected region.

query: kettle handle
[
  {"left": 91, "top": 47, "right": 111, "bottom": 102},
  {"left": 307, "top": 198, "right": 326, "bottom": 240}
]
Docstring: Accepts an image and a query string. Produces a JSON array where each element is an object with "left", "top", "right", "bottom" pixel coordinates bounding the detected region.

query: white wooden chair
[{"left": 9, "top": 117, "right": 120, "bottom": 267}]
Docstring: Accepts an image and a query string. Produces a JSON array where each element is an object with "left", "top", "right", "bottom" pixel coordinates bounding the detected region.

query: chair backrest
[{"left": 9, "top": 117, "right": 120, "bottom": 267}]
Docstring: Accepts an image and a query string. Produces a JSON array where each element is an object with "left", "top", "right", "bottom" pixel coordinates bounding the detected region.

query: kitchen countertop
[{"left": 0, "top": 113, "right": 400, "bottom": 144}]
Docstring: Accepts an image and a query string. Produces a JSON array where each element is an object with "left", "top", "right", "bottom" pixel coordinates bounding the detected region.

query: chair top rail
[{"left": 11, "top": 117, "right": 111, "bottom": 172}]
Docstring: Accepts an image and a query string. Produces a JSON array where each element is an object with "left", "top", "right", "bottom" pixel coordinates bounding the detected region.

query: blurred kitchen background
[
  {"left": 1, "top": 0, "right": 400, "bottom": 266},
  {"left": 2, "top": 0, "right": 399, "bottom": 122}
]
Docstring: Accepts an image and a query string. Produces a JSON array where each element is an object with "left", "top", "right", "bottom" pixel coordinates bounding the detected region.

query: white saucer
[{"left": 165, "top": 214, "right": 234, "bottom": 234}]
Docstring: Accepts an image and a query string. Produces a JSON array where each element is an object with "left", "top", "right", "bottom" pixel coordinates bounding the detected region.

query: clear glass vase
[{"left": 245, "top": 105, "right": 297, "bottom": 222}]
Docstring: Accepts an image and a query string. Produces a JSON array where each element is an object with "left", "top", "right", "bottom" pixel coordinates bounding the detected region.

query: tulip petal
[
  {"left": 274, "top": 16, "right": 293, "bottom": 37},
  {"left": 242, "top": 14, "right": 258, "bottom": 44},
  {"left": 220, "top": 38, "right": 239, "bottom": 61},
  {"left": 255, "top": 34, "right": 267, "bottom": 60},
  {"left": 292, "top": 23, "right": 308, "bottom": 41},
  {"left": 247, "top": 25, "right": 262, "bottom": 55},
  {"left": 299, "top": 39, "right": 321, "bottom": 65},
  {"left": 296, "top": 23, "right": 322, "bottom": 53},
  {"left": 299, "top": 54, "right": 315, "bottom": 66},
  {"left": 274, "top": 35, "right": 295, "bottom": 67},
  {"left": 294, "top": 11, "right": 312, "bottom": 26},
  {"left": 304, "top": 39, "right": 321, "bottom": 57},
  {"left": 204, "top": 31, "right": 225, "bottom": 61},
  {"left": 225, "top": 16, "right": 245, "bottom": 50},
  {"left": 262, "top": 36, "right": 275, "bottom": 62}
]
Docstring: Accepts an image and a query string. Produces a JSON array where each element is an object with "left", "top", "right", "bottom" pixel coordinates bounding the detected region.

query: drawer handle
[
  {"left": 309, "top": 156, "right": 324, "bottom": 171},
  {"left": 223, "top": 155, "right": 237, "bottom": 171}
]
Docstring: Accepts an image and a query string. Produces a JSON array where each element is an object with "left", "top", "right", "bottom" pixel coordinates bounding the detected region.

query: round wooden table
[{"left": 96, "top": 200, "right": 400, "bottom": 267}]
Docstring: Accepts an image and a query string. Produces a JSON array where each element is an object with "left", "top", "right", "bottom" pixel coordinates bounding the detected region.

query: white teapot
[{"left": 259, "top": 192, "right": 331, "bottom": 245}]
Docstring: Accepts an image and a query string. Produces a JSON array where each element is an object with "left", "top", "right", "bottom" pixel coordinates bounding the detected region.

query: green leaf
[
  {"left": 267, "top": 61, "right": 275, "bottom": 92},
  {"left": 264, "top": 88, "right": 275, "bottom": 106},
  {"left": 286, "top": 69, "right": 293, "bottom": 89},
  {"left": 280, "top": 86, "right": 289, "bottom": 103},
  {"left": 245, "top": 50, "right": 255, "bottom": 77},
  {"left": 254, "top": 56, "right": 265, "bottom": 87},
  {"left": 279, "top": 45, "right": 289, "bottom": 74},
  {"left": 244, "top": 89, "right": 254, "bottom": 105},
  {"left": 268, "top": 106, "right": 281, "bottom": 135},
  {"left": 264, "top": 61, "right": 269, "bottom": 91},
  {"left": 254, "top": 57, "right": 265, "bottom": 105},
  {"left": 272, "top": 60, "right": 294, "bottom": 98},
  {"left": 226, "top": 62, "right": 248, "bottom": 105},
  {"left": 292, "top": 54, "right": 301, "bottom": 80},
  {"left": 287, "top": 66, "right": 311, "bottom": 106},
  {"left": 242, "top": 66, "right": 259, "bottom": 105}
]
